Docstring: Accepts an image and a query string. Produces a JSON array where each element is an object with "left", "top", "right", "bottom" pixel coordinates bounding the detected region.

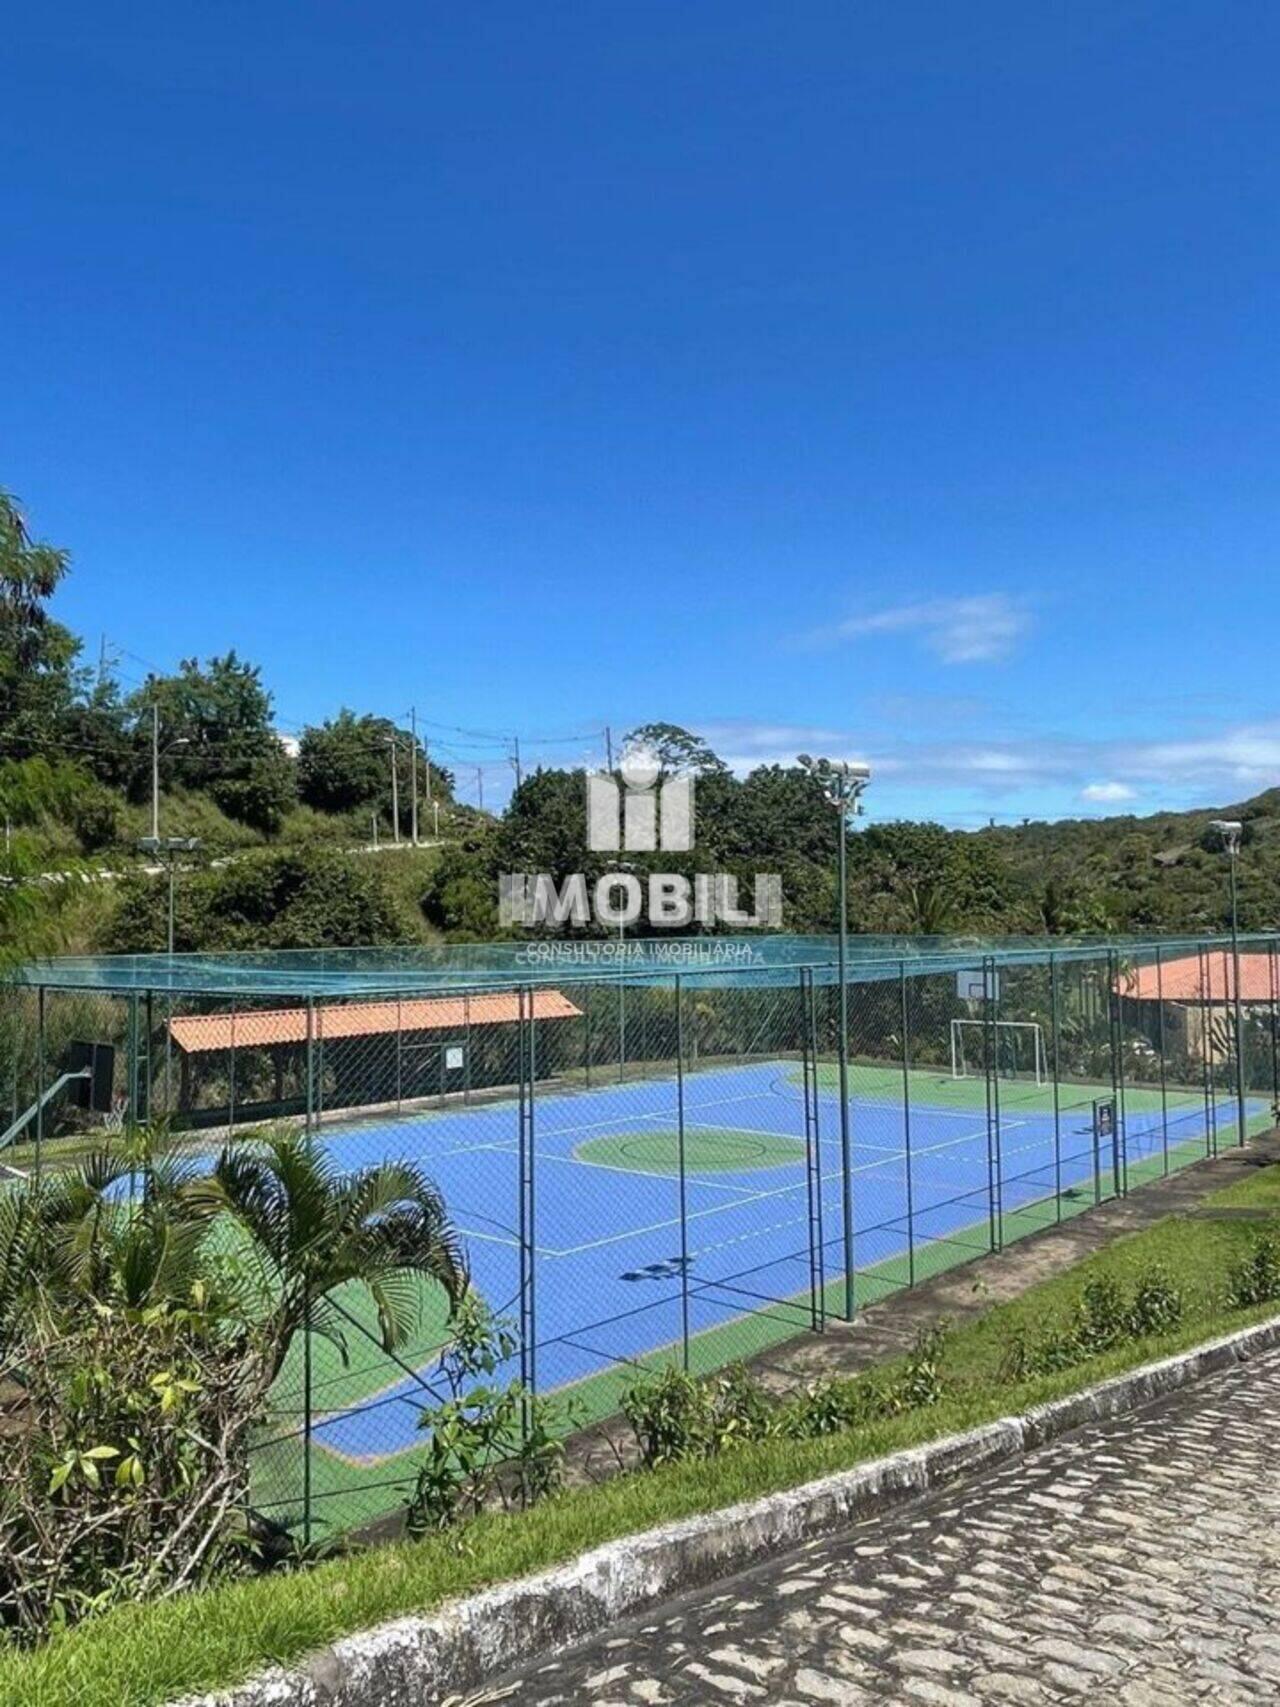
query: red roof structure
[
  {"left": 167, "top": 989, "right": 581, "bottom": 1055},
  {"left": 1117, "top": 953, "right": 1275, "bottom": 1006}
]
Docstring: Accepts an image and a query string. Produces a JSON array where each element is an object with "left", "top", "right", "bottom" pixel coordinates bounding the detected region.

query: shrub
[
  {"left": 625, "top": 1336, "right": 949, "bottom": 1470},
  {"left": 68, "top": 783, "right": 120, "bottom": 854},
  {"left": 785, "top": 1375, "right": 885, "bottom": 1438},
  {"left": 1075, "top": 1274, "right": 1128, "bottom": 1355},
  {"left": 408, "top": 1297, "right": 564, "bottom": 1532},
  {"left": 1228, "top": 1233, "right": 1280, "bottom": 1309},
  {"left": 0, "top": 1289, "right": 264, "bottom": 1646},
  {"left": 621, "top": 1363, "right": 777, "bottom": 1470},
  {"left": 1128, "top": 1263, "right": 1184, "bottom": 1336},
  {"left": 894, "top": 1323, "right": 948, "bottom": 1409},
  {"left": 997, "top": 1263, "right": 1186, "bottom": 1382}
]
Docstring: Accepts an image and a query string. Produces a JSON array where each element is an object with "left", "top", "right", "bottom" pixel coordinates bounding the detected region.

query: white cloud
[
  {"left": 813, "top": 594, "right": 1030, "bottom": 664},
  {"left": 1081, "top": 781, "right": 1137, "bottom": 803},
  {"left": 677, "top": 714, "right": 1280, "bottom": 824}
]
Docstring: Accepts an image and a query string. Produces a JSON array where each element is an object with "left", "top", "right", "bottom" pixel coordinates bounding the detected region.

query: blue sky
[{"left": 5, "top": 1, "right": 1280, "bottom": 824}]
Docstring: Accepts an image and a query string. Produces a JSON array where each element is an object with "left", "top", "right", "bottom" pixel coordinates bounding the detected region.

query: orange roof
[
  {"left": 168, "top": 989, "right": 581, "bottom": 1055},
  {"left": 1118, "top": 953, "right": 1275, "bottom": 1005}
]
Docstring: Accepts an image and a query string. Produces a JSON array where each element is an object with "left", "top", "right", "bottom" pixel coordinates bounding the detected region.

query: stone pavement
[{"left": 470, "top": 1343, "right": 1280, "bottom": 1706}]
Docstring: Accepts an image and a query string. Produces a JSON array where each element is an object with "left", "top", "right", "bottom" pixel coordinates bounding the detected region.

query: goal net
[{"left": 950, "top": 1018, "right": 1046, "bottom": 1086}]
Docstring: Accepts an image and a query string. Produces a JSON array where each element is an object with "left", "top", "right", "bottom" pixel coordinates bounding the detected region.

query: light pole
[
  {"left": 1210, "top": 819, "right": 1248, "bottom": 1144},
  {"left": 799, "top": 754, "right": 871, "bottom": 1321},
  {"left": 149, "top": 706, "right": 190, "bottom": 841},
  {"left": 385, "top": 734, "right": 401, "bottom": 844},
  {"left": 138, "top": 836, "right": 202, "bottom": 955}
]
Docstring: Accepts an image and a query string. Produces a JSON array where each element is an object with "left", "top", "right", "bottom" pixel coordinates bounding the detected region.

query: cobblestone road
[{"left": 472, "top": 1346, "right": 1280, "bottom": 1706}]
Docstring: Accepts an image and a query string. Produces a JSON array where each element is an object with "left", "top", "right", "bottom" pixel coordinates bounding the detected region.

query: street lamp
[
  {"left": 137, "top": 836, "right": 202, "bottom": 955},
  {"left": 1210, "top": 819, "right": 1248, "bottom": 1145},
  {"left": 799, "top": 754, "right": 872, "bottom": 1321}
]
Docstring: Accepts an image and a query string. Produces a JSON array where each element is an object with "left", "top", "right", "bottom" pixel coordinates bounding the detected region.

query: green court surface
[
  {"left": 574, "top": 1126, "right": 806, "bottom": 1175},
  {"left": 812, "top": 1057, "right": 1218, "bottom": 1118},
  {"left": 249, "top": 1057, "right": 1272, "bottom": 1536}
]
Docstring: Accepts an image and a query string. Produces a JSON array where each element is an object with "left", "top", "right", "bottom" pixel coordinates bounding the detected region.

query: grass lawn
[{"left": 8, "top": 1155, "right": 1280, "bottom": 1707}]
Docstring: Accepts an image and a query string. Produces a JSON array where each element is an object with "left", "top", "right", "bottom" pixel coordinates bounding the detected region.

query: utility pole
[
  {"left": 476, "top": 766, "right": 484, "bottom": 811},
  {"left": 604, "top": 726, "right": 614, "bottom": 771},
  {"left": 432, "top": 800, "right": 440, "bottom": 838},
  {"left": 386, "top": 734, "right": 400, "bottom": 844},
  {"left": 151, "top": 704, "right": 160, "bottom": 842},
  {"left": 511, "top": 735, "right": 522, "bottom": 791},
  {"left": 423, "top": 734, "right": 433, "bottom": 803},
  {"left": 409, "top": 708, "right": 419, "bottom": 845}
]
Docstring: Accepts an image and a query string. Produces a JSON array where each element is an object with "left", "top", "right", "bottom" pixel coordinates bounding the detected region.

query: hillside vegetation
[{"left": 1, "top": 487, "right": 1274, "bottom": 956}]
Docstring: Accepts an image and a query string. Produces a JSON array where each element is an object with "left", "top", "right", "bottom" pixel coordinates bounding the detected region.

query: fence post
[
  {"left": 1106, "top": 950, "right": 1124, "bottom": 1195},
  {"left": 1049, "top": 953, "right": 1062, "bottom": 1220},
  {"left": 618, "top": 955, "right": 627, "bottom": 1084},
  {"left": 302, "top": 996, "right": 315, "bottom": 1551},
  {"left": 837, "top": 963, "right": 856, "bottom": 1322},
  {"left": 675, "top": 976, "right": 690, "bottom": 1369},
  {"left": 801, "top": 968, "right": 826, "bottom": 1331},
  {"left": 228, "top": 999, "right": 236, "bottom": 1135},
  {"left": 899, "top": 961, "right": 915, "bottom": 1286},
  {"left": 982, "top": 956, "right": 1003, "bottom": 1251},
  {"left": 1156, "top": 945, "right": 1169, "bottom": 1175},
  {"left": 34, "top": 985, "right": 45, "bottom": 1186},
  {"left": 517, "top": 986, "right": 537, "bottom": 1427},
  {"left": 1199, "top": 945, "right": 1216, "bottom": 1157}
]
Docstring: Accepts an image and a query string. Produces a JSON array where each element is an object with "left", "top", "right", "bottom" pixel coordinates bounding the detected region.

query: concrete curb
[{"left": 180, "top": 1312, "right": 1280, "bottom": 1707}]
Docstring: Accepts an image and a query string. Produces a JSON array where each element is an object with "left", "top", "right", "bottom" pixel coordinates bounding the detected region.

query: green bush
[
  {"left": 1128, "top": 1263, "right": 1184, "bottom": 1336},
  {"left": 408, "top": 1297, "right": 564, "bottom": 1532},
  {"left": 1228, "top": 1233, "right": 1280, "bottom": 1308},
  {"left": 999, "top": 1263, "right": 1185, "bottom": 1378},
  {"left": 621, "top": 1363, "right": 778, "bottom": 1469},
  {"left": 624, "top": 1331, "right": 951, "bottom": 1471}
]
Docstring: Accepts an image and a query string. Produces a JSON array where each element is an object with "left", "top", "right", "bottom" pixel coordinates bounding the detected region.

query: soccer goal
[{"left": 950, "top": 1018, "right": 1046, "bottom": 1086}]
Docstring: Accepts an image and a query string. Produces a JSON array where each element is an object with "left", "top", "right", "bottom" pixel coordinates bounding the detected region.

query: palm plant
[
  {"left": 0, "top": 1125, "right": 469, "bottom": 1386},
  {"left": 193, "top": 1126, "right": 469, "bottom": 1382},
  {"left": 0, "top": 1144, "right": 213, "bottom": 1353}
]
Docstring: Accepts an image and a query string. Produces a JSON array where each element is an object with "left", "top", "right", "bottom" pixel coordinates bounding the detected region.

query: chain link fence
[{"left": 4, "top": 933, "right": 1278, "bottom": 1538}]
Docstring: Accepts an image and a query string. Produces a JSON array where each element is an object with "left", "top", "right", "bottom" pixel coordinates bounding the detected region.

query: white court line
[
  {"left": 543, "top": 1120, "right": 1043, "bottom": 1258},
  {"left": 523, "top": 1145, "right": 762, "bottom": 1196},
  {"left": 537, "top": 1086, "right": 790, "bottom": 1143}
]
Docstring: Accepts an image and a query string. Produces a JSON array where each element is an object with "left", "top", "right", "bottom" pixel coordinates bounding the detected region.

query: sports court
[
  {"left": 286, "top": 1052, "right": 1262, "bottom": 1472},
  {"left": 9, "top": 932, "right": 1279, "bottom": 1531}
]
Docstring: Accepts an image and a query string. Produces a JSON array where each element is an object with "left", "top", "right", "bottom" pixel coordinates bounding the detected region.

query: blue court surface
[{"left": 297, "top": 1060, "right": 1259, "bottom": 1464}]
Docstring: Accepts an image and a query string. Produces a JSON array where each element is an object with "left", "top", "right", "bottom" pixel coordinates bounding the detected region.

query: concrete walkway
[{"left": 476, "top": 1337, "right": 1280, "bottom": 1705}]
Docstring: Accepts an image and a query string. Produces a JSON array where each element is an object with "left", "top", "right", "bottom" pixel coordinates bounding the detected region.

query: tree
[
  {"left": 848, "top": 821, "right": 1020, "bottom": 935},
  {"left": 621, "top": 723, "right": 729, "bottom": 777},
  {"left": 0, "top": 491, "right": 81, "bottom": 757},
  {"left": 105, "top": 846, "right": 403, "bottom": 952},
  {"left": 297, "top": 710, "right": 453, "bottom": 824},
  {"left": 421, "top": 820, "right": 503, "bottom": 939},
  {"left": 199, "top": 1129, "right": 469, "bottom": 1382},
  {"left": 126, "top": 653, "right": 296, "bottom": 834}
]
